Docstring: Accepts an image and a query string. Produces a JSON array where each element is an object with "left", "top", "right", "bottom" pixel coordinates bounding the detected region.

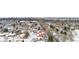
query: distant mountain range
[{"left": 0, "top": 17, "right": 79, "bottom": 21}]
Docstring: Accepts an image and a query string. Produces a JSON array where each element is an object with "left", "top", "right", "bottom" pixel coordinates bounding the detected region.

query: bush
[
  {"left": 48, "top": 35, "right": 54, "bottom": 42},
  {"left": 24, "top": 32, "right": 29, "bottom": 38},
  {"left": 3, "top": 28, "right": 8, "bottom": 32},
  {"left": 50, "top": 25, "right": 55, "bottom": 29},
  {"left": 47, "top": 31, "right": 54, "bottom": 42},
  {"left": 20, "top": 32, "right": 29, "bottom": 39}
]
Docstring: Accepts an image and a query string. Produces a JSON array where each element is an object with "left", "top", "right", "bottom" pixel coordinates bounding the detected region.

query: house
[{"left": 36, "top": 31, "right": 46, "bottom": 41}]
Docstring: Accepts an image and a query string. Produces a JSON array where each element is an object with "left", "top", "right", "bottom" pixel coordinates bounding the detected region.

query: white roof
[
  {"left": 20, "top": 21, "right": 25, "bottom": 22},
  {"left": 0, "top": 33, "right": 6, "bottom": 36}
]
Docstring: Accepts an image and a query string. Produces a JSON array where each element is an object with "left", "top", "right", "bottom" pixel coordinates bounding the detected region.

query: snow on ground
[
  {"left": 25, "top": 31, "right": 37, "bottom": 42},
  {"left": 0, "top": 29, "right": 79, "bottom": 42},
  {"left": 72, "top": 29, "right": 79, "bottom": 42},
  {"left": 0, "top": 31, "right": 45, "bottom": 42},
  {"left": 0, "top": 37, "right": 5, "bottom": 42}
]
